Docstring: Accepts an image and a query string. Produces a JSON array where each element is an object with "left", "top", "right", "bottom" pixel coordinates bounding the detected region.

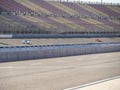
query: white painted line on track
[
  {"left": 31, "top": 63, "right": 42, "bottom": 65},
  {"left": 0, "top": 66, "right": 29, "bottom": 69},
  {"left": 0, "top": 66, "right": 15, "bottom": 68},
  {"left": 64, "top": 76, "right": 120, "bottom": 90}
]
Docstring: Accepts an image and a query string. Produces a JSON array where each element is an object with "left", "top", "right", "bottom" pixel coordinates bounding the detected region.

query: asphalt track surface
[
  {"left": 0, "top": 52, "right": 120, "bottom": 90},
  {"left": 0, "top": 38, "right": 120, "bottom": 46}
]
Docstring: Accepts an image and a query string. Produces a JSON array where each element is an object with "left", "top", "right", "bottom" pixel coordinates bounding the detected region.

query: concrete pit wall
[{"left": 0, "top": 43, "right": 120, "bottom": 62}]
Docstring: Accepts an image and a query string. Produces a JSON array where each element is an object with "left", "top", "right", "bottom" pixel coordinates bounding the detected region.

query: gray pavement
[{"left": 0, "top": 52, "right": 120, "bottom": 90}]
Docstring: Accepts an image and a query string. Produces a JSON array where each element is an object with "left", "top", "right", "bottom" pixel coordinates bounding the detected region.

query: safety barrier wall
[
  {"left": 0, "top": 43, "right": 120, "bottom": 62},
  {"left": 13, "top": 34, "right": 120, "bottom": 38},
  {"left": 0, "top": 34, "right": 120, "bottom": 39},
  {"left": 0, "top": 35, "right": 12, "bottom": 38}
]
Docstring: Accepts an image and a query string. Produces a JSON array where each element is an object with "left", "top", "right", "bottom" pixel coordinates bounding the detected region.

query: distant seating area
[
  {"left": 0, "top": 11, "right": 120, "bottom": 20},
  {"left": 0, "top": 0, "right": 120, "bottom": 16},
  {"left": 0, "top": 0, "right": 120, "bottom": 35}
]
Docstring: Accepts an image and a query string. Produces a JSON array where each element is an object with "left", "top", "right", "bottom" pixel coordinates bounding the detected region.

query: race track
[
  {"left": 0, "top": 52, "right": 120, "bottom": 90},
  {"left": 0, "top": 38, "right": 120, "bottom": 46}
]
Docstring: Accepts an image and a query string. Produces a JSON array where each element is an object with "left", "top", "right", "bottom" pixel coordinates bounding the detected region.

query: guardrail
[{"left": 0, "top": 42, "right": 120, "bottom": 62}]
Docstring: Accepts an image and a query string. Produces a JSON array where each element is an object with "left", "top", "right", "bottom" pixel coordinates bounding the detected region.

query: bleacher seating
[{"left": 0, "top": 0, "right": 120, "bottom": 35}]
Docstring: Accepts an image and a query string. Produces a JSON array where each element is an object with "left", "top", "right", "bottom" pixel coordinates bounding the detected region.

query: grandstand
[
  {"left": 0, "top": 0, "right": 120, "bottom": 64},
  {"left": 0, "top": 0, "right": 120, "bottom": 37},
  {"left": 0, "top": 1, "right": 120, "bottom": 90}
]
